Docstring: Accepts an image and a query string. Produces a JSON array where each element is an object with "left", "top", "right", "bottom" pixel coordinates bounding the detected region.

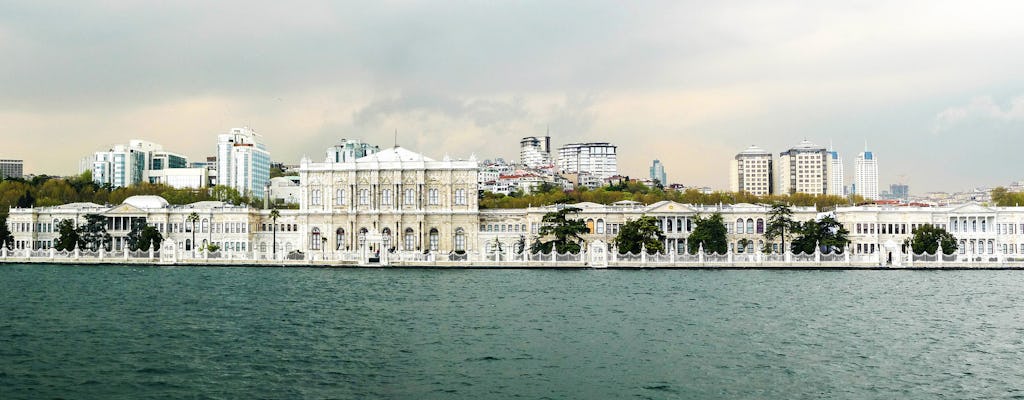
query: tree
[
  {"left": 790, "top": 215, "right": 850, "bottom": 254},
  {"left": 0, "top": 214, "right": 14, "bottom": 250},
  {"left": 614, "top": 215, "right": 665, "bottom": 254},
  {"left": 530, "top": 206, "right": 589, "bottom": 254},
  {"left": 515, "top": 235, "right": 526, "bottom": 254},
  {"left": 125, "top": 218, "right": 147, "bottom": 251},
  {"left": 904, "top": 224, "right": 958, "bottom": 255},
  {"left": 187, "top": 212, "right": 199, "bottom": 253},
  {"left": 53, "top": 219, "right": 79, "bottom": 251},
  {"left": 139, "top": 225, "right": 163, "bottom": 251},
  {"left": 688, "top": 213, "right": 728, "bottom": 254},
  {"left": 269, "top": 208, "right": 280, "bottom": 259},
  {"left": 77, "top": 214, "right": 111, "bottom": 251},
  {"left": 764, "top": 202, "right": 794, "bottom": 253}
]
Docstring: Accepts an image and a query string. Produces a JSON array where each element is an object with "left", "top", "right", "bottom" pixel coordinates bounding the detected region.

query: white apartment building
[
  {"left": 217, "top": 127, "right": 271, "bottom": 199},
  {"left": 325, "top": 139, "right": 379, "bottom": 163},
  {"left": 778, "top": 140, "right": 829, "bottom": 195},
  {"left": 1, "top": 159, "right": 24, "bottom": 180},
  {"left": 828, "top": 150, "right": 844, "bottom": 196},
  {"left": 855, "top": 150, "right": 879, "bottom": 200},
  {"left": 90, "top": 140, "right": 189, "bottom": 188},
  {"left": 520, "top": 136, "right": 552, "bottom": 168},
  {"left": 730, "top": 145, "right": 773, "bottom": 195},
  {"left": 557, "top": 142, "right": 618, "bottom": 180}
]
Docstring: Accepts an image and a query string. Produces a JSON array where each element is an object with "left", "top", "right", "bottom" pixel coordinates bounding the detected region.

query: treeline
[
  {"left": 480, "top": 182, "right": 864, "bottom": 211},
  {"left": 0, "top": 171, "right": 259, "bottom": 217},
  {"left": 990, "top": 187, "right": 1024, "bottom": 207}
]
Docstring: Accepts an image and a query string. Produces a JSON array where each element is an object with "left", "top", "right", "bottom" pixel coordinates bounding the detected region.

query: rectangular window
[
  {"left": 359, "top": 189, "right": 369, "bottom": 205},
  {"left": 405, "top": 189, "right": 415, "bottom": 205},
  {"left": 336, "top": 189, "right": 345, "bottom": 206},
  {"left": 428, "top": 189, "right": 439, "bottom": 205},
  {"left": 455, "top": 189, "right": 466, "bottom": 205},
  {"left": 382, "top": 189, "right": 392, "bottom": 205}
]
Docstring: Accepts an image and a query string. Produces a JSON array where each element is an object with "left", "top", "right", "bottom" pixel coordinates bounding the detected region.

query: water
[{"left": 2, "top": 264, "right": 1024, "bottom": 399}]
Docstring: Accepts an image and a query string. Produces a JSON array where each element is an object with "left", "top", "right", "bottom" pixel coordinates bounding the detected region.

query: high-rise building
[
  {"left": 778, "top": 140, "right": 829, "bottom": 195},
  {"left": 89, "top": 140, "right": 202, "bottom": 189},
  {"left": 520, "top": 135, "right": 552, "bottom": 168},
  {"left": 886, "top": 183, "right": 909, "bottom": 201},
  {"left": 557, "top": 142, "right": 617, "bottom": 180},
  {"left": 649, "top": 159, "right": 667, "bottom": 186},
  {"left": 217, "top": 127, "right": 271, "bottom": 199},
  {"left": 0, "top": 159, "right": 24, "bottom": 180},
  {"left": 855, "top": 150, "right": 879, "bottom": 200},
  {"left": 326, "top": 139, "right": 380, "bottom": 163},
  {"left": 730, "top": 145, "right": 773, "bottom": 195},
  {"left": 828, "top": 150, "right": 844, "bottom": 196}
]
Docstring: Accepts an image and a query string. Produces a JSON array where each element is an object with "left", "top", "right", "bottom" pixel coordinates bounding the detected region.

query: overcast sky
[{"left": 2, "top": 1, "right": 1023, "bottom": 193}]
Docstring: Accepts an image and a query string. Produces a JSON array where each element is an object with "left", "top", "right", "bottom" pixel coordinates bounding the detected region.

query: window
[
  {"left": 359, "top": 228, "right": 368, "bottom": 249},
  {"left": 404, "top": 228, "right": 415, "bottom": 251},
  {"left": 756, "top": 219, "right": 764, "bottom": 234},
  {"left": 455, "top": 189, "right": 466, "bottom": 205},
  {"left": 381, "top": 189, "right": 392, "bottom": 205},
  {"left": 455, "top": 228, "right": 466, "bottom": 251},
  {"left": 404, "top": 189, "right": 415, "bottom": 205},
  {"left": 746, "top": 218, "right": 754, "bottom": 234},
  {"left": 597, "top": 219, "right": 605, "bottom": 234},
  {"left": 382, "top": 228, "right": 392, "bottom": 250},
  {"left": 336, "top": 189, "right": 345, "bottom": 205},
  {"left": 311, "top": 189, "right": 321, "bottom": 206},
  {"left": 428, "top": 189, "right": 439, "bottom": 205},
  {"left": 359, "top": 189, "right": 369, "bottom": 205},
  {"left": 202, "top": 218, "right": 209, "bottom": 233},
  {"left": 311, "top": 228, "right": 321, "bottom": 250},
  {"left": 336, "top": 228, "right": 345, "bottom": 250},
  {"left": 429, "top": 228, "right": 439, "bottom": 251}
]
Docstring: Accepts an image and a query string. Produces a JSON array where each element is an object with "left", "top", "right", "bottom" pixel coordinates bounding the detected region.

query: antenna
[{"left": 394, "top": 129, "right": 398, "bottom": 148}]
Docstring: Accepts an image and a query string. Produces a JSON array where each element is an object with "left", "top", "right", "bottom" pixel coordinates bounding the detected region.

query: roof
[
  {"left": 737, "top": 145, "right": 770, "bottom": 155},
  {"left": 355, "top": 146, "right": 435, "bottom": 163},
  {"left": 185, "top": 201, "right": 228, "bottom": 209},
  {"left": 122, "top": 195, "right": 169, "bottom": 210}
]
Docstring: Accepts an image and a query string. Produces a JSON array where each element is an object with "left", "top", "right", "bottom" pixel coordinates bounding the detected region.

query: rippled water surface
[{"left": 2, "top": 264, "right": 1024, "bottom": 399}]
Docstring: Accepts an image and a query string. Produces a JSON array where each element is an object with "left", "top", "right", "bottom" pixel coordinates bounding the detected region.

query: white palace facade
[{"left": 7, "top": 145, "right": 1024, "bottom": 265}]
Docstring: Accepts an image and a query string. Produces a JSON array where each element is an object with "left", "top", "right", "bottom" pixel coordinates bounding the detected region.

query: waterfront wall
[{"left": 1, "top": 246, "right": 1017, "bottom": 269}]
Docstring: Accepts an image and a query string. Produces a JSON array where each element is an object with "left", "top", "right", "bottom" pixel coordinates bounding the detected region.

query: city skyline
[{"left": 2, "top": 1, "right": 1024, "bottom": 192}]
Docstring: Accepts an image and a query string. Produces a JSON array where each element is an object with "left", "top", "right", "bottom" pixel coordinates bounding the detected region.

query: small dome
[{"left": 123, "top": 195, "right": 169, "bottom": 209}]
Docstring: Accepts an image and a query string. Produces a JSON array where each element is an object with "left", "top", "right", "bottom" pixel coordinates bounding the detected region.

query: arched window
[
  {"left": 586, "top": 219, "right": 595, "bottom": 234},
  {"left": 736, "top": 219, "right": 743, "bottom": 234},
  {"left": 429, "top": 228, "right": 439, "bottom": 251},
  {"left": 336, "top": 228, "right": 345, "bottom": 250},
  {"left": 455, "top": 228, "right": 466, "bottom": 251},
  {"left": 260, "top": 242, "right": 267, "bottom": 252},
  {"left": 359, "top": 228, "right": 368, "bottom": 249},
  {"left": 382, "top": 228, "right": 392, "bottom": 251},
  {"left": 756, "top": 219, "right": 765, "bottom": 234},
  {"left": 597, "top": 219, "right": 605, "bottom": 234},
  {"left": 746, "top": 218, "right": 754, "bottom": 234},
  {"left": 185, "top": 238, "right": 192, "bottom": 251},
  {"left": 202, "top": 218, "right": 209, "bottom": 233},
  {"left": 981, "top": 219, "right": 987, "bottom": 233},
  {"left": 972, "top": 220, "right": 977, "bottom": 232},
  {"left": 311, "top": 228, "right": 321, "bottom": 250},
  {"left": 404, "top": 228, "right": 415, "bottom": 251}
]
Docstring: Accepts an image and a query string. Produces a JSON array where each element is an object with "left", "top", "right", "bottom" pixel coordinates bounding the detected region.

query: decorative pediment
[
  {"left": 949, "top": 203, "right": 996, "bottom": 214},
  {"left": 645, "top": 201, "right": 697, "bottom": 214},
  {"left": 106, "top": 203, "right": 147, "bottom": 215},
  {"left": 404, "top": 176, "right": 417, "bottom": 184},
  {"left": 358, "top": 177, "right": 369, "bottom": 185},
  {"left": 380, "top": 177, "right": 391, "bottom": 184}
]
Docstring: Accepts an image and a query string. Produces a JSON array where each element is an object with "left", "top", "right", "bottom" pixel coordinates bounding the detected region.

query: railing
[{"left": 6, "top": 244, "right": 1024, "bottom": 268}]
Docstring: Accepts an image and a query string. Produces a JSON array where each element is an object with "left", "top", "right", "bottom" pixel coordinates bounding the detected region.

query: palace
[{"left": 7, "top": 145, "right": 1024, "bottom": 264}]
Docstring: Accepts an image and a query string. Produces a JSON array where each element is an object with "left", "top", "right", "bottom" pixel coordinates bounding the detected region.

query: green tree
[
  {"left": 790, "top": 215, "right": 850, "bottom": 254},
  {"left": 530, "top": 206, "right": 589, "bottom": 254},
  {"left": 904, "top": 224, "right": 958, "bottom": 255},
  {"left": 269, "top": 208, "right": 280, "bottom": 258},
  {"left": 764, "top": 202, "right": 795, "bottom": 253},
  {"left": 187, "top": 212, "right": 199, "bottom": 252},
  {"left": 77, "top": 214, "right": 111, "bottom": 251},
  {"left": 125, "top": 218, "right": 147, "bottom": 251},
  {"left": 614, "top": 215, "right": 665, "bottom": 254},
  {"left": 688, "top": 213, "right": 728, "bottom": 254},
  {"left": 139, "top": 225, "right": 163, "bottom": 252},
  {"left": 0, "top": 214, "right": 14, "bottom": 250},
  {"left": 515, "top": 235, "right": 526, "bottom": 254},
  {"left": 53, "top": 219, "right": 79, "bottom": 251}
]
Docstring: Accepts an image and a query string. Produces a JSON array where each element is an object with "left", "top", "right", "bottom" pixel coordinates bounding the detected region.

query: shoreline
[{"left": 2, "top": 258, "right": 1022, "bottom": 270}]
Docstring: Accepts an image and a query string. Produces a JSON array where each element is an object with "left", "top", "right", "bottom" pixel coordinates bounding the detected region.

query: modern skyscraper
[
  {"left": 89, "top": 140, "right": 201, "bottom": 189},
  {"left": 0, "top": 159, "right": 24, "bottom": 180},
  {"left": 557, "top": 142, "right": 618, "bottom": 179},
  {"left": 778, "top": 140, "right": 829, "bottom": 195},
  {"left": 519, "top": 135, "right": 552, "bottom": 168},
  {"left": 855, "top": 150, "right": 879, "bottom": 200},
  {"left": 217, "top": 127, "right": 271, "bottom": 199},
  {"left": 649, "top": 159, "right": 667, "bottom": 186},
  {"left": 730, "top": 145, "right": 773, "bottom": 195},
  {"left": 828, "top": 150, "right": 844, "bottom": 196}
]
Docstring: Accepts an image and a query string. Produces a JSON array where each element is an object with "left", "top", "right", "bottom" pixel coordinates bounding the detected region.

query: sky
[{"left": 2, "top": 0, "right": 1024, "bottom": 193}]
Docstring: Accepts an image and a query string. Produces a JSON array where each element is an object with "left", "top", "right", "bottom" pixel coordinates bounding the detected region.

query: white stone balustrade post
[
  {"left": 50, "top": 248, "right": 55, "bottom": 259},
  {"left": 845, "top": 245, "right": 851, "bottom": 265},
  {"left": 814, "top": 241, "right": 821, "bottom": 264},
  {"left": 641, "top": 243, "right": 647, "bottom": 265},
  {"left": 124, "top": 247, "right": 129, "bottom": 261},
  {"left": 670, "top": 247, "right": 676, "bottom": 264},
  {"left": 149, "top": 247, "right": 154, "bottom": 259},
  {"left": 698, "top": 243, "right": 705, "bottom": 265},
  {"left": 2, "top": 246, "right": 7, "bottom": 259},
  {"left": 784, "top": 247, "right": 792, "bottom": 264},
  {"left": 937, "top": 243, "right": 944, "bottom": 266},
  {"left": 99, "top": 248, "right": 105, "bottom": 259}
]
